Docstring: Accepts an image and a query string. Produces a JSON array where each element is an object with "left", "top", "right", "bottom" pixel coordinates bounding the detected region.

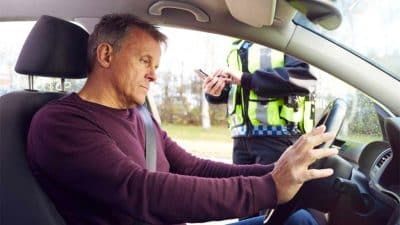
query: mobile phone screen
[{"left": 194, "top": 69, "right": 209, "bottom": 80}]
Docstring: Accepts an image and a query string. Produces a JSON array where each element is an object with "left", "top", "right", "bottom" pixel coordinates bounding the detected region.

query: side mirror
[{"left": 286, "top": 0, "right": 342, "bottom": 30}]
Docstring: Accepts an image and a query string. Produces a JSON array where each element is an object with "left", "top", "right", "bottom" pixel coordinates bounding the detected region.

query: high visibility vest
[{"left": 226, "top": 40, "right": 314, "bottom": 137}]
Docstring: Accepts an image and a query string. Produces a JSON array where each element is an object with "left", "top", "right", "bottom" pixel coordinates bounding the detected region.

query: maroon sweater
[{"left": 27, "top": 93, "right": 277, "bottom": 225}]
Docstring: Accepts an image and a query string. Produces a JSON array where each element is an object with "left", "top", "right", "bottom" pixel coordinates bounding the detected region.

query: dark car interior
[{"left": 265, "top": 99, "right": 400, "bottom": 225}]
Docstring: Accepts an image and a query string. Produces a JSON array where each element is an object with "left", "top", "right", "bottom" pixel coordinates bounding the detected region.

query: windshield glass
[{"left": 294, "top": 0, "right": 400, "bottom": 80}]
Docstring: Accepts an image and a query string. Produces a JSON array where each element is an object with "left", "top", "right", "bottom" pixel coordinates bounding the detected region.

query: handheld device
[{"left": 194, "top": 69, "right": 209, "bottom": 80}]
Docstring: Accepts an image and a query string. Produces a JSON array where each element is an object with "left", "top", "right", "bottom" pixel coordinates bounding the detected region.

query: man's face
[{"left": 109, "top": 28, "right": 161, "bottom": 108}]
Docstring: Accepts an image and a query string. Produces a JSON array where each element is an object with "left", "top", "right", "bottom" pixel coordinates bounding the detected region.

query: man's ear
[{"left": 96, "top": 43, "right": 113, "bottom": 68}]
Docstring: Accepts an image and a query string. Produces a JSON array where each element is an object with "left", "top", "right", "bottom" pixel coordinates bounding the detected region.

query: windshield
[{"left": 294, "top": 0, "right": 400, "bottom": 80}]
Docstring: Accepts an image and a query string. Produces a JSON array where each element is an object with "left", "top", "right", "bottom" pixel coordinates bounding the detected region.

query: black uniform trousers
[{"left": 232, "top": 135, "right": 299, "bottom": 165}]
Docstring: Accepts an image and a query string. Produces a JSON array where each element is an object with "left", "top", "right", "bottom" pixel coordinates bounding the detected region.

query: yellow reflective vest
[{"left": 226, "top": 40, "right": 314, "bottom": 137}]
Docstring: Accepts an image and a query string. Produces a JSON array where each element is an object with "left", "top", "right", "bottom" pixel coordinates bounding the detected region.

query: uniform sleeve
[
  {"left": 240, "top": 54, "right": 317, "bottom": 97},
  {"left": 28, "top": 107, "right": 277, "bottom": 225}
]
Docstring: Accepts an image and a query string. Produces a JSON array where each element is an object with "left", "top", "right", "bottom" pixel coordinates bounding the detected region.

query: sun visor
[{"left": 225, "top": 0, "right": 277, "bottom": 27}]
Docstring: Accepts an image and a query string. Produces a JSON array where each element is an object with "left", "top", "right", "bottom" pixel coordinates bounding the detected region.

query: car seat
[{"left": 0, "top": 15, "right": 88, "bottom": 225}]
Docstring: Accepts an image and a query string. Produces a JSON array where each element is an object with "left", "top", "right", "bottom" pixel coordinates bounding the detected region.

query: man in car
[{"left": 27, "top": 13, "right": 337, "bottom": 225}]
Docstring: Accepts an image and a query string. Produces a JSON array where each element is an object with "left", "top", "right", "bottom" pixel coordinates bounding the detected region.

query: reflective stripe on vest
[
  {"left": 230, "top": 125, "right": 247, "bottom": 137},
  {"left": 248, "top": 91, "right": 286, "bottom": 126},
  {"left": 249, "top": 45, "right": 284, "bottom": 73},
  {"left": 227, "top": 85, "right": 246, "bottom": 136}
]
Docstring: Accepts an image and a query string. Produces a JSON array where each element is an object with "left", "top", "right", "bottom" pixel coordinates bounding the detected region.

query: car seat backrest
[
  {"left": 0, "top": 91, "right": 67, "bottom": 225},
  {"left": 0, "top": 15, "right": 88, "bottom": 225}
]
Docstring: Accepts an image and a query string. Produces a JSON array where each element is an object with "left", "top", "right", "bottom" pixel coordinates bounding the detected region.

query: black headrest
[{"left": 15, "top": 15, "right": 88, "bottom": 79}]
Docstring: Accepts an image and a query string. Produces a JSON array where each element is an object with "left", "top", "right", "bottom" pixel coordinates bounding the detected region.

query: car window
[
  {"left": 154, "top": 28, "right": 384, "bottom": 157},
  {"left": 155, "top": 27, "right": 234, "bottom": 163},
  {"left": 312, "top": 67, "right": 383, "bottom": 143},
  {"left": 294, "top": 0, "right": 400, "bottom": 81},
  {"left": 0, "top": 21, "right": 32, "bottom": 94},
  {"left": 0, "top": 21, "right": 86, "bottom": 94},
  {"left": 0, "top": 22, "right": 383, "bottom": 162}
]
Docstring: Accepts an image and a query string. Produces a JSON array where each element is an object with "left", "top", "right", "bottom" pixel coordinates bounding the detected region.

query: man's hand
[{"left": 271, "top": 125, "right": 338, "bottom": 204}]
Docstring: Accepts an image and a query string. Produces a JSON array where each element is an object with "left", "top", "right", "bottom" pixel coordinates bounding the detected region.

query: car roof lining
[{"left": 0, "top": 0, "right": 297, "bottom": 49}]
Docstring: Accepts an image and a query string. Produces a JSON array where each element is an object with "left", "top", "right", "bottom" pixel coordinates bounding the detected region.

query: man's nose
[{"left": 147, "top": 68, "right": 157, "bottom": 82}]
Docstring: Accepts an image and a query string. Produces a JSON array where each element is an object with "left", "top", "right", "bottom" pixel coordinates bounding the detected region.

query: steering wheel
[{"left": 265, "top": 98, "right": 348, "bottom": 225}]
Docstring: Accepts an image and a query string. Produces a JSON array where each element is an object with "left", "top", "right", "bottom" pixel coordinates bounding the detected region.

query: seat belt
[
  {"left": 133, "top": 105, "right": 157, "bottom": 225},
  {"left": 137, "top": 105, "right": 157, "bottom": 172}
]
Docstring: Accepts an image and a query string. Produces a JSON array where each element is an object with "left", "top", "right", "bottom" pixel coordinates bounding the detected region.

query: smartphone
[{"left": 194, "top": 69, "right": 209, "bottom": 80}]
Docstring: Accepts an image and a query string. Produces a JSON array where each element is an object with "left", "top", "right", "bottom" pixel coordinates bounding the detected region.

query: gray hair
[{"left": 87, "top": 13, "right": 167, "bottom": 72}]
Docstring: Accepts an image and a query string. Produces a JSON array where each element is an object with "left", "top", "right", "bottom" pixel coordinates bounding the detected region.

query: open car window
[
  {"left": 294, "top": 0, "right": 400, "bottom": 81},
  {"left": 312, "top": 67, "right": 383, "bottom": 143},
  {"left": 0, "top": 21, "right": 32, "bottom": 94},
  {"left": 0, "top": 21, "right": 86, "bottom": 94},
  {"left": 0, "top": 22, "right": 384, "bottom": 153}
]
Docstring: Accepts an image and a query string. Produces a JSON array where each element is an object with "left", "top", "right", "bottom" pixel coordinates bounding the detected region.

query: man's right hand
[{"left": 271, "top": 125, "right": 338, "bottom": 204}]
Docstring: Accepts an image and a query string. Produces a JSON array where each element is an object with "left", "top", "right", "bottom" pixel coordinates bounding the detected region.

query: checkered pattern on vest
[{"left": 251, "top": 125, "right": 302, "bottom": 136}]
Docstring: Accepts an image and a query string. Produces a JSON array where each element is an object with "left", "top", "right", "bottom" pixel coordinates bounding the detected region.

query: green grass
[
  {"left": 161, "top": 123, "right": 231, "bottom": 142},
  {"left": 160, "top": 124, "right": 384, "bottom": 162}
]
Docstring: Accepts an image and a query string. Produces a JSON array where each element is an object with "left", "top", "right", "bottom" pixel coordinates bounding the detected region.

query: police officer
[{"left": 204, "top": 39, "right": 317, "bottom": 165}]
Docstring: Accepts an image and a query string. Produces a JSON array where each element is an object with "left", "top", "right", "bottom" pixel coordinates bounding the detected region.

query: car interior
[
  {"left": 0, "top": 15, "right": 88, "bottom": 225},
  {"left": 0, "top": 1, "right": 399, "bottom": 225}
]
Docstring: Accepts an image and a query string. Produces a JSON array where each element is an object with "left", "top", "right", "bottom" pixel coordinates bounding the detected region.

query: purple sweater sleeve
[{"left": 28, "top": 105, "right": 277, "bottom": 225}]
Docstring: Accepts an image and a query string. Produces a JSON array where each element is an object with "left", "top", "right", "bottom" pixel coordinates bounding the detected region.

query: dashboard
[{"left": 330, "top": 117, "right": 400, "bottom": 225}]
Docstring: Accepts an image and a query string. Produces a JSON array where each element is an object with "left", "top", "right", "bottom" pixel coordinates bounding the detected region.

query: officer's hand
[
  {"left": 213, "top": 68, "right": 243, "bottom": 85},
  {"left": 271, "top": 125, "right": 338, "bottom": 204},
  {"left": 203, "top": 74, "right": 227, "bottom": 96}
]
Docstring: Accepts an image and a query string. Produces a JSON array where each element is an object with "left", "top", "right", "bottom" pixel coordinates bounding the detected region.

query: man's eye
[{"left": 139, "top": 58, "right": 151, "bottom": 67}]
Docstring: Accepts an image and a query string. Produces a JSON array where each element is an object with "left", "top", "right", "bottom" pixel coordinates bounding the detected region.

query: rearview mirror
[{"left": 286, "top": 0, "right": 342, "bottom": 30}]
